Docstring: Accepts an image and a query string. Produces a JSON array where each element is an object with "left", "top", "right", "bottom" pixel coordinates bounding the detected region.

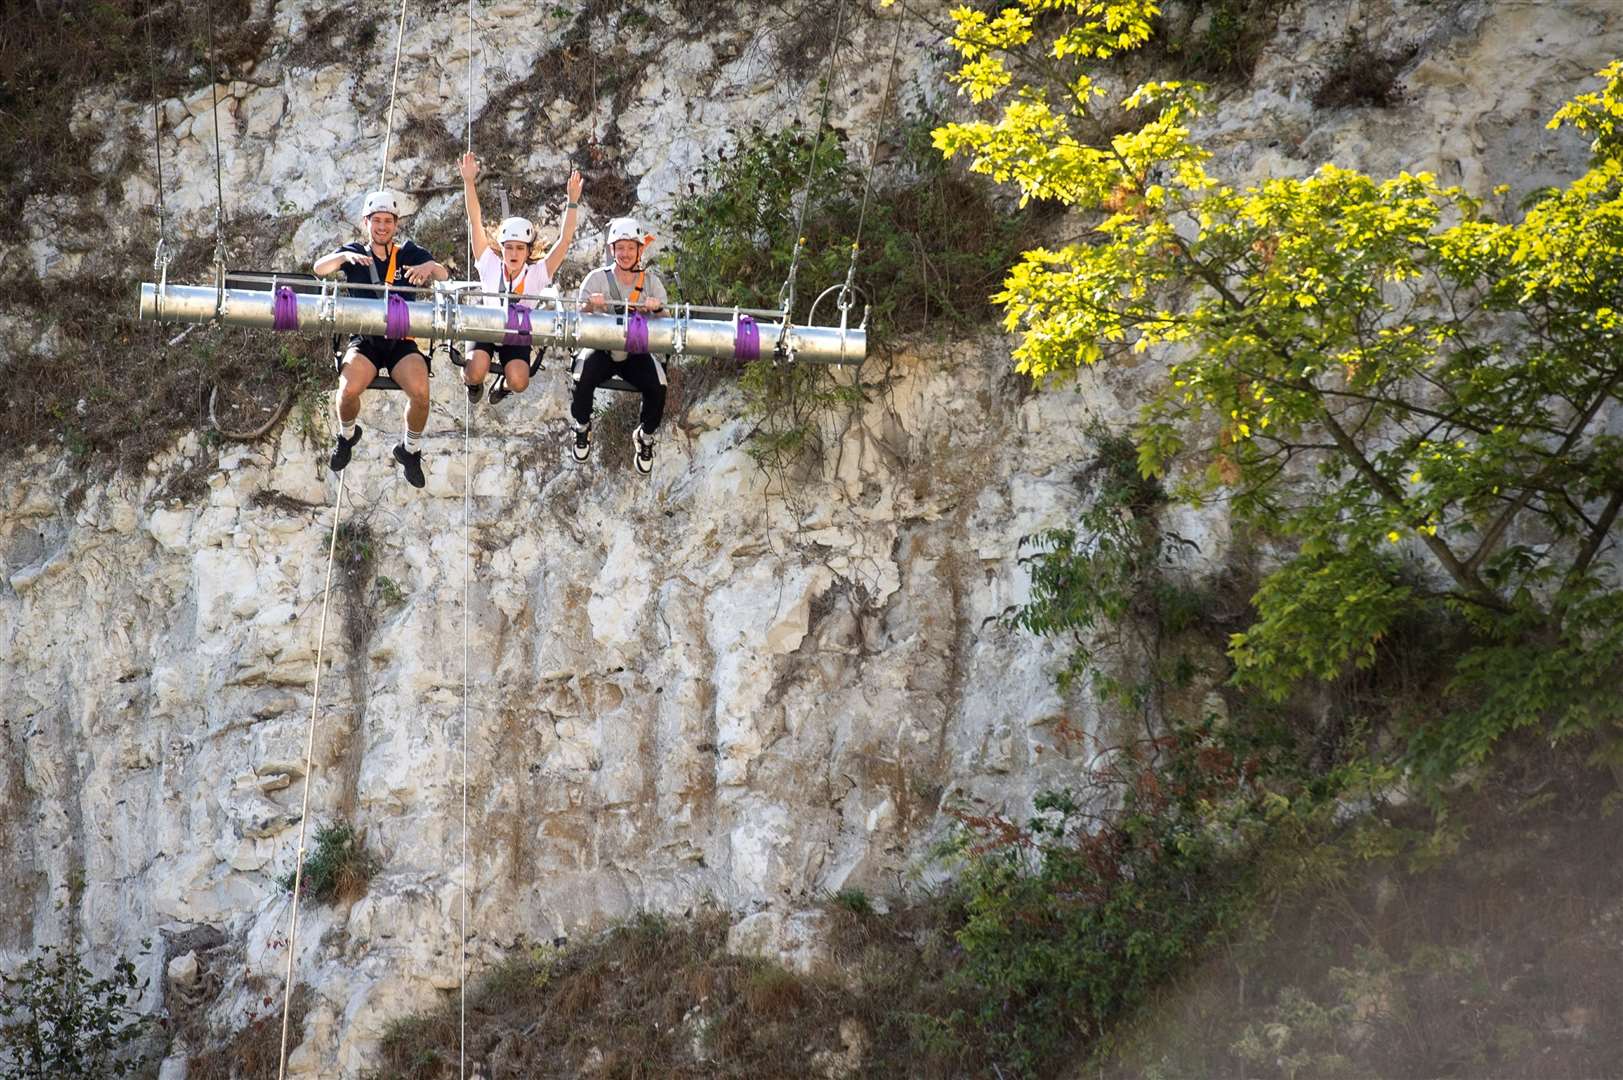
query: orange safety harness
[
  {"left": 368, "top": 242, "right": 400, "bottom": 288},
  {"left": 364, "top": 242, "right": 419, "bottom": 347},
  {"left": 502, "top": 262, "right": 531, "bottom": 297},
  {"left": 601, "top": 267, "right": 646, "bottom": 309}
]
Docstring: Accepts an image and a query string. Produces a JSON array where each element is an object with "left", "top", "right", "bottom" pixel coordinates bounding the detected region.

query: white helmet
[
  {"left": 497, "top": 217, "right": 536, "bottom": 246},
  {"left": 606, "top": 217, "right": 643, "bottom": 246},
  {"left": 361, "top": 190, "right": 401, "bottom": 219}
]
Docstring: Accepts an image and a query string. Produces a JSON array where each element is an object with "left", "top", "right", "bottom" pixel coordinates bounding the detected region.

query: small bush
[
  {"left": 667, "top": 120, "right": 1044, "bottom": 340},
  {"left": 1313, "top": 29, "right": 1418, "bottom": 109},
  {"left": 279, "top": 823, "right": 376, "bottom": 905},
  {"left": 1151, "top": 0, "right": 1291, "bottom": 82},
  {"left": 735, "top": 357, "right": 865, "bottom": 476},
  {"left": 666, "top": 120, "right": 1043, "bottom": 470},
  {"left": 1007, "top": 425, "right": 1208, "bottom": 714},
  {"left": 0, "top": 944, "right": 155, "bottom": 1079},
  {"left": 829, "top": 886, "right": 875, "bottom": 917}
]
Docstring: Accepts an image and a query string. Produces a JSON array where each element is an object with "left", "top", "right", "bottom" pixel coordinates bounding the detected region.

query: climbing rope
[
  {"left": 459, "top": 5, "right": 476, "bottom": 1077},
  {"left": 204, "top": 0, "right": 227, "bottom": 290},
  {"left": 143, "top": 0, "right": 170, "bottom": 277},
  {"left": 845, "top": 14, "right": 906, "bottom": 303},
  {"left": 275, "top": 474, "right": 348, "bottom": 1080},
  {"left": 777, "top": 0, "right": 853, "bottom": 332},
  {"left": 379, "top": 0, "right": 411, "bottom": 192},
  {"left": 458, "top": 347, "right": 472, "bottom": 1080},
  {"left": 466, "top": 0, "right": 476, "bottom": 279}
]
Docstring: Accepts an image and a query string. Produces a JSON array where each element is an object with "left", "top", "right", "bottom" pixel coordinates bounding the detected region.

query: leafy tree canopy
[{"left": 930, "top": 0, "right": 1623, "bottom": 778}]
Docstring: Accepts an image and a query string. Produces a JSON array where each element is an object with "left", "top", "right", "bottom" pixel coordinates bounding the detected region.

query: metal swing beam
[{"left": 136, "top": 277, "right": 866, "bottom": 365}]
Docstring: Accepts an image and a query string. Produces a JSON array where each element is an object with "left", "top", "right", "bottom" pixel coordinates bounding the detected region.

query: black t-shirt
[{"left": 334, "top": 239, "right": 434, "bottom": 297}]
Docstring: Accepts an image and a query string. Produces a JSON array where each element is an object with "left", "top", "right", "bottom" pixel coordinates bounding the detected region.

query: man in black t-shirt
[{"left": 312, "top": 190, "right": 448, "bottom": 488}]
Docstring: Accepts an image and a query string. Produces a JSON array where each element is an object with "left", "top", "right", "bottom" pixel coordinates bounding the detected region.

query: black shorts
[
  {"left": 470, "top": 342, "right": 534, "bottom": 368},
  {"left": 341, "top": 336, "right": 431, "bottom": 377}
]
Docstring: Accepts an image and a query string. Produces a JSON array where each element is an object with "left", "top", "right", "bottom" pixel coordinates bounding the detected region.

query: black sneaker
[
  {"left": 328, "top": 425, "right": 363, "bottom": 472},
  {"left": 571, "top": 424, "right": 591, "bottom": 463},
  {"left": 489, "top": 385, "right": 511, "bottom": 405},
  {"left": 466, "top": 381, "right": 483, "bottom": 404},
  {"left": 393, "top": 443, "right": 426, "bottom": 488},
  {"left": 632, "top": 427, "right": 654, "bottom": 475}
]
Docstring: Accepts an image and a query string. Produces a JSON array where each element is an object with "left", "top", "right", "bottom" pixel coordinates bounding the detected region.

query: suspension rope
[
  {"left": 275, "top": 474, "right": 348, "bottom": 1080},
  {"left": 847, "top": 14, "right": 906, "bottom": 295},
  {"left": 778, "top": 0, "right": 852, "bottom": 322},
  {"left": 379, "top": 0, "right": 411, "bottom": 191},
  {"left": 205, "top": 0, "right": 226, "bottom": 272},
  {"left": 460, "top": 6, "right": 476, "bottom": 1077},
  {"left": 466, "top": 0, "right": 475, "bottom": 277},
  {"left": 143, "top": 0, "right": 169, "bottom": 273},
  {"left": 459, "top": 350, "right": 472, "bottom": 1080},
  {"left": 202, "top": 0, "right": 229, "bottom": 319}
]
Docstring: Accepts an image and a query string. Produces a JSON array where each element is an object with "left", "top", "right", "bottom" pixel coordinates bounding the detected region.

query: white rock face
[{"left": 3, "top": 0, "right": 1620, "bottom": 1074}]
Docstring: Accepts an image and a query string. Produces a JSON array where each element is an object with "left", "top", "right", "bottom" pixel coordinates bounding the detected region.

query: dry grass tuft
[
  {"left": 187, "top": 984, "right": 311, "bottom": 1080},
  {"left": 368, "top": 905, "right": 987, "bottom": 1079}
]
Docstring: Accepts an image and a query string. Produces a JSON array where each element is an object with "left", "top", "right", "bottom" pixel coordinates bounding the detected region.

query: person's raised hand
[
  {"left": 459, "top": 151, "right": 479, "bottom": 184},
  {"left": 566, "top": 170, "right": 583, "bottom": 205}
]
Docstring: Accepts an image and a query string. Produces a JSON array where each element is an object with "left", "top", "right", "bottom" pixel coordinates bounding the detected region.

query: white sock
[
  {"left": 403, "top": 427, "right": 423, "bottom": 453},
  {"left": 340, "top": 420, "right": 357, "bottom": 441}
]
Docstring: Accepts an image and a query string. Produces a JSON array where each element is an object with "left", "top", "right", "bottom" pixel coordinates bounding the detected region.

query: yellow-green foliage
[{"left": 938, "top": 0, "right": 1623, "bottom": 779}]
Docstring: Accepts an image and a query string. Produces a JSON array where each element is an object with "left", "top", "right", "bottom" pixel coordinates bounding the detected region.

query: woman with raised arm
[{"left": 458, "top": 151, "right": 583, "bottom": 405}]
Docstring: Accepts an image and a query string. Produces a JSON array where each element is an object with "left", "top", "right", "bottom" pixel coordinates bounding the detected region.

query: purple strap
[
  {"left": 272, "top": 286, "right": 300, "bottom": 331},
  {"left": 625, "top": 312, "right": 649, "bottom": 355},
  {"left": 503, "top": 304, "right": 533, "bottom": 347},
  {"left": 384, "top": 292, "right": 410, "bottom": 340},
  {"left": 734, "top": 315, "right": 760, "bottom": 362}
]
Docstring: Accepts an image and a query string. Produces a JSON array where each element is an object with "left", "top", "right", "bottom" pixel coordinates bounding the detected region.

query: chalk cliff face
[{"left": 3, "top": 0, "right": 1618, "bottom": 1072}]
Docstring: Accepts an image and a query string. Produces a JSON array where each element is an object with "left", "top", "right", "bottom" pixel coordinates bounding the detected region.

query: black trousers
[{"left": 571, "top": 351, "right": 667, "bottom": 434}]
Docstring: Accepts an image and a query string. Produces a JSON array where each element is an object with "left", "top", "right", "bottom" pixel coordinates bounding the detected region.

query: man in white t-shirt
[
  {"left": 457, "top": 152, "right": 582, "bottom": 404},
  {"left": 571, "top": 217, "right": 668, "bottom": 475}
]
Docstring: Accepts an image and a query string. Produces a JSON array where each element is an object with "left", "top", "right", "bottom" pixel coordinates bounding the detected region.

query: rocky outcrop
[{"left": 3, "top": 0, "right": 1620, "bottom": 1072}]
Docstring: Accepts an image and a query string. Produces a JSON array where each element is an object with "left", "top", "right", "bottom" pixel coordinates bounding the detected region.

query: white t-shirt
[{"left": 476, "top": 248, "right": 550, "bottom": 310}]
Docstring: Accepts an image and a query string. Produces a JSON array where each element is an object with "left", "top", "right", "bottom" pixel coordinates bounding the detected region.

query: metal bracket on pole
[
  {"left": 773, "top": 297, "right": 796, "bottom": 366},
  {"left": 671, "top": 302, "right": 690, "bottom": 357},
  {"left": 213, "top": 259, "right": 227, "bottom": 323},
  {"left": 317, "top": 278, "right": 337, "bottom": 333},
  {"left": 560, "top": 291, "right": 577, "bottom": 355},
  {"left": 431, "top": 281, "right": 451, "bottom": 344},
  {"left": 543, "top": 289, "right": 564, "bottom": 353},
  {"left": 809, "top": 282, "right": 867, "bottom": 366},
  {"left": 211, "top": 221, "right": 228, "bottom": 323},
  {"left": 153, "top": 241, "right": 171, "bottom": 317}
]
